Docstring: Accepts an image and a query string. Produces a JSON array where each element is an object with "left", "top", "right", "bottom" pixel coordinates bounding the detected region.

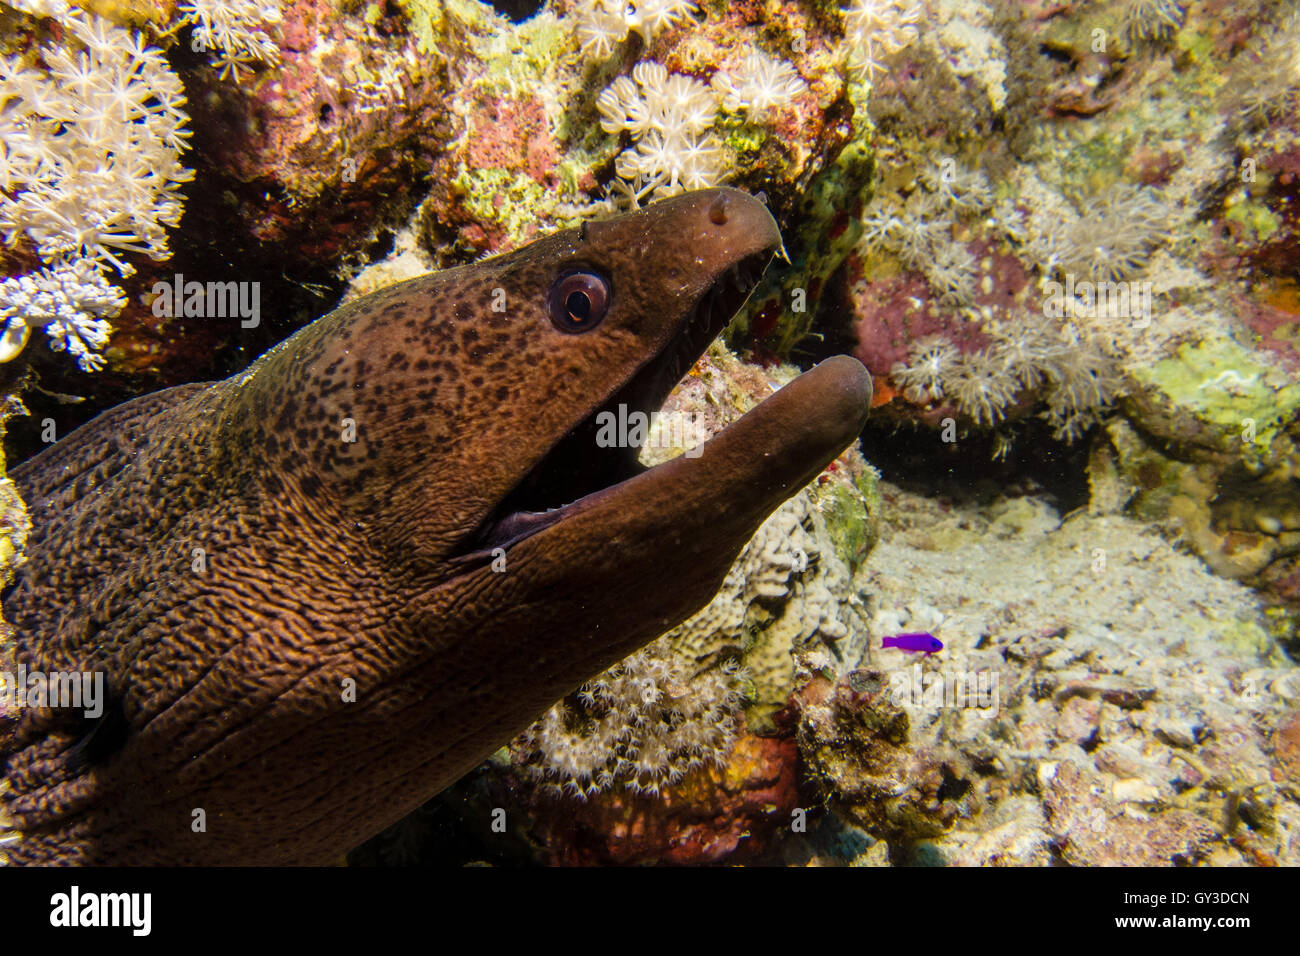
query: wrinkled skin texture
[{"left": 1, "top": 189, "right": 872, "bottom": 864}]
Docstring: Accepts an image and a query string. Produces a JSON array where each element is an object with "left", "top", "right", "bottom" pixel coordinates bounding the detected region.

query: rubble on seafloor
[{"left": 784, "top": 479, "right": 1300, "bottom": 866}]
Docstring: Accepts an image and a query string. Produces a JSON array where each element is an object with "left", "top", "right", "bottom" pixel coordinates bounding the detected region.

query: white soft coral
[
  {"left": 574, "top": 0, "right": 698, "bottom": 58},
  {"left": 0, "top": 6, "right": 197, "bottom": 370},
  {"left": 843, "top": 0, "right": 924, "bottom": 80},
  {"left": 0, "top": 8, "right": 193, "bottom": 275},
  {"left": 711, "top": 50, "right": 807, "bottom": 119},
  {"left": 591, "top": 49, "right": 809, "bottom": 210},
  {"left": 0, "top": 259, "right": 123, "bottom": 372},
  {"left": 596, "top": 62, "right": 726, "bottom": 205},
  {"left": 177, "top": 0, "right": 282, "bottom": 84}
]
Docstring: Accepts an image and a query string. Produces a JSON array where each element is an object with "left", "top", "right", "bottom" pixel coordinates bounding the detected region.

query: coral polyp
[
  {"left": 597, "top": 63, "right": 727, "bottom": 206},
  {"left": 892, "top": 334, "right": 958, "bottom": 403},
  {"left": 1050, "top": 184, "right": 1172, "bottom": 284},
  {"left": 842, "top": 0, "right": 924, "bottom": 80},
  {"left": 514, "top": 643, "right": 745, "bottom": 799},
  {"left": 177, "top": 0, "right": 282, "bottom": 84},
  {"left": 1123, "top": 0, "right": 1186, "bottom": 47},
  {"left": 947, "top": 353, "right": 1018, "bottom": 426},
  {"left": 711, "top": 50, "right": 807, "bottom": 119},
  {"left": 573, "top": 0, "right": 699, "bottom": 58}
]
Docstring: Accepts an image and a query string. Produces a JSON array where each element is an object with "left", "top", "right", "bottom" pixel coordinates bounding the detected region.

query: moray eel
[{"left": 0, "top": 188, "right": 871, "bottom": 865}]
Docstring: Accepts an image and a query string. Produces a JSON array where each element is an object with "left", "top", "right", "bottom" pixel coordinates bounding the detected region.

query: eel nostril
[{"left": 708, "top": 193, "right": 729, "bottom": 226}]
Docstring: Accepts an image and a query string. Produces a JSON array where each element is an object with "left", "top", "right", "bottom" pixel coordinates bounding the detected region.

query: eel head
[{"left": 2, "top": 188, "right": 871, "bottom": 864}]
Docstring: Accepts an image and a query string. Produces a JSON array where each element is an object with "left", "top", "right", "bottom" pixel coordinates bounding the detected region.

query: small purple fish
[{"left": 881, "top": 632, "right": 943, "bottom": 654}]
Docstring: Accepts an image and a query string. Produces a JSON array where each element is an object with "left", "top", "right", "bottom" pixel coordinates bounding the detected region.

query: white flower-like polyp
[
  {"left": 574, "top": 0, "right": 699, "bottom": 57},
  {"left": 0, "top": 259, "right": 124, "bottom": 372},
  {"left": 596, "top": 62, "right": 727, "bottom": 205},
  {"left": 711, "top": 50, "right": 807, "bottom": 118}
]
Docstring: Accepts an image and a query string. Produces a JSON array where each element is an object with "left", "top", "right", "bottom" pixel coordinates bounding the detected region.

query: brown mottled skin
[{"left": 0, "top": 188, "right": 871, "bottom": 865}]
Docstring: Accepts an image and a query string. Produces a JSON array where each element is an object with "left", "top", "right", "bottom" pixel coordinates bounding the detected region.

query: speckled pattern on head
[{"left": 0, "top": 188, "right": 872, "bottom": 864}]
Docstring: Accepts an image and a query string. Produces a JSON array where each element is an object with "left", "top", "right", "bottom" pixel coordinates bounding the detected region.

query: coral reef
[
  {"left": 846, "top": 0, "right": 1298, "bottom": 446},
  {"left": 431, "top": 729, "right": 800, "bottom": 865},
  {"left": 834, "top": 0, "right": 1300, "bottom": 622},
  {"left": 0, "top": 0, "right": 884, "bottom": 421},
  {"left": 3, "top": 0, "right": 442, "bottom": 391},
  {"left": 1091, "top": 411, "right": 1300, "bottom": 622}
]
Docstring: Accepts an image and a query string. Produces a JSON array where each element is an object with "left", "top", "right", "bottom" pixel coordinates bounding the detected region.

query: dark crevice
[{"left": 857, "top": 416, "right": 1094, "bottom": 514}]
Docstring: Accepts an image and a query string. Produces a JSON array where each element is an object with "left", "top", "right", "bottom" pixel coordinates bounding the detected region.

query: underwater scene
[{"left": 0, "top": 0, "right": 1297, "bottom": 874}]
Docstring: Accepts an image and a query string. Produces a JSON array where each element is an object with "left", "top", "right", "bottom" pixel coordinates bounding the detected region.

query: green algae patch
[
  {"left": 556, "top": 142, "right": 619, "bottom": 196},
  {"left": 727, "top": 134, "right": 876, "bottom": 355},
  {"left": 1055, "top": 130, "right": 1131, "bottom": 197},
  {"left": 1131, "top": 336, "right": 1300, "bottom": 464},
  {"left": 477, "top": 9, "right": 571, "bottom": 93},
  {"left": 718, "top": 116, "right": 768, "bottom": 156},
  {"left": 821, "top": 466, "right": 882, "bottom": 571},
  {"left": 0, "top": 478, "right": 27, "bottom": 581},
  {"left": 1224, "top": 195, "right": 1282, "bottom": 244},
  {"left": 1264, "top": 605, "right": 1299, "bottom": 660},
  {"left": 452, "top": 166, "right": 553, "bottom": 248},
  {"left": 398, "top": 0, "right": 492, "bottom": 57},
  {"left": 1212, "top": 615, "right": 1287, "bottom": 664},
  {"left": 1175, "top": 24, "right": 1216, "bottom": 64}
]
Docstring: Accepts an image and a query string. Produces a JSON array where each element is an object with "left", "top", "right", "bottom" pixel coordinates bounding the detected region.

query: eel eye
[{"left": 548, "top": 270, "right": 610, "bottom": 333}]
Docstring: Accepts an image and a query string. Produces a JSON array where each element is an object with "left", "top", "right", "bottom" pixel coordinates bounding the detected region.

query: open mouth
[{"left": 460, "top": 248, "right": 775, "bottom": 557}]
